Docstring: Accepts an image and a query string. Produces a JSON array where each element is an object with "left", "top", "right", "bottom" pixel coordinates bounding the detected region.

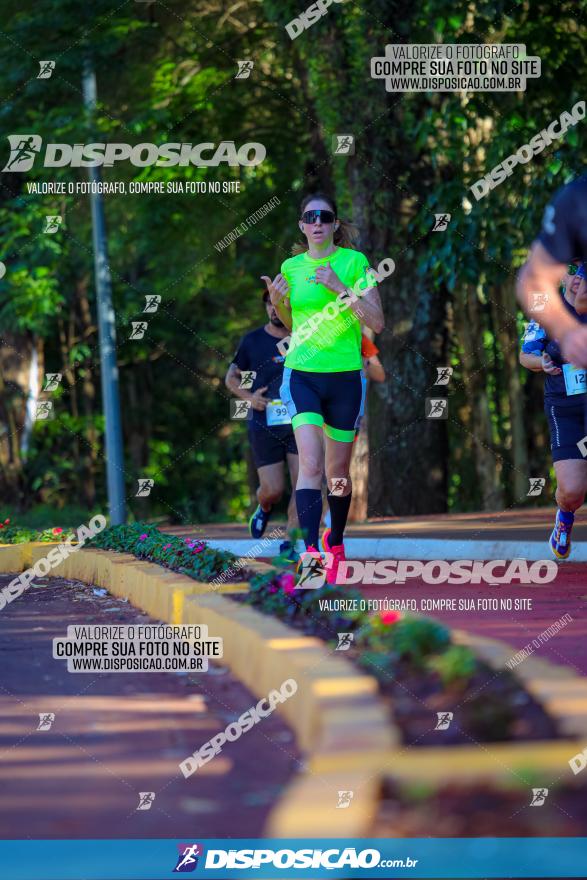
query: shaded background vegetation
[{"left": 0, "top": 0, "right": 585, "bottom": 524}]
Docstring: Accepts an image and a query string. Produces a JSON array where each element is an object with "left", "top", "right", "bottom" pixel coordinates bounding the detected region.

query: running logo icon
[
  {"left": 239, "top": 371, "right": 256, "bottom": 390},
  {"left": 530, "top": 788, "right": 548, "bottom": 806},
  {"left": 129, "top": 321, "right": 148, "bottom": 340},
  {"left": 231, "top": 399, "right": 252, "bottom": 420},
  {"left": 235, "top": 60, "right": 254, "bottom": 79},
  {"left": 37, "top": 61, "right": 55, "bottom": 79},
  {"left": 527, "top": 478, "right": 546, "bottom": 497},
  {"left": 136, "top": 478, "right": 154, "bottom": 497},
  {"left": 144, "top": 295, "right": 161, "bottom": 313},
  {"left": 434, "top": 366, "right": 453, "bottom": 385},
  {"left": 35, "top": 401, "right": 53, "bottom": 420},
  {"left": 43, "top": 373, "right": 62, "bottom": 391},
  {"left": 432, "top": 213, "right": 451, "bottom": 231},
  {"left": 3, "top": 135, "right": 42, "bottom": 172},
  {"left": 44, "top": 215, "right": 62, "bottom": 234},
  {"left": 37, "top": 712, "right": 55, "bottom": 731},
  {"left": 173, "top": 843, "right": 203, "bottom": 872},
  {"left": 435, "top": 711, "right": 453, "bottom": 730},
  {"left": 336, "top": 632, "right": 354, "bottom": 651},
  {"left": 336, "top": 790, "right": 354, "bottom": 809},
  {"left": 332, "top": 134, "right": 355, "bottom": 155},
  {"left": 530, "top": 293, "right": 549, "bottom": 313},
  {"left": 297, "top": 553, "right": 329, "bottom": 589},
  {"left": 136, "top": 792, "right": 155, "bottom": 810},
  {"left": 425, "top": 398, "right": 448, "bottom": 419},
  {"left": 329, "top": 477, "right": 347, "bottom": 496}
]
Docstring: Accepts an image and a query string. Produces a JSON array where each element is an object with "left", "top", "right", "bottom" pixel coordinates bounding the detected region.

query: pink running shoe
[{"left": 321, "top": 528, "right": 346, "bottom": 585}]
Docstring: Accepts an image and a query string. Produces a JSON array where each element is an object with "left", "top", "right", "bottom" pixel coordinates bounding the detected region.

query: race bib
[
  {"left": 563, "top": 363, "right": 587, "bottom": 396},
  {"left": 266, "top": 399, "right": 291, "bottom": 426}
]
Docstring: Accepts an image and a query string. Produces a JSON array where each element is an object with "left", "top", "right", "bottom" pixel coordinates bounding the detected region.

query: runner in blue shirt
[
  {"left": 519, "top": 262, "right": 587, "bottom": 558},
  {"left": 517, "top": 176, "right": 587, "bottom": 364},
  {"left": 225, "top": 290, "right": 299, "bottom": 561}
]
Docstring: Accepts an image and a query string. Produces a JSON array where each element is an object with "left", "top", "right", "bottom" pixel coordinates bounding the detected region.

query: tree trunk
[
  {"left": 76, "top": 275, "right": 98, "bottom": 508},
  {"left": 455, "top": 285, "right": 505, "bottom": 510}
]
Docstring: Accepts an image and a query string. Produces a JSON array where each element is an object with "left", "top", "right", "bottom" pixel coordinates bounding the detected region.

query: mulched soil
[
  {"left": 375, "top": 779, "right": 587, "bottom": 837},
  {"left": 231, "top": 592, "right": 558, "bottom": 746}
]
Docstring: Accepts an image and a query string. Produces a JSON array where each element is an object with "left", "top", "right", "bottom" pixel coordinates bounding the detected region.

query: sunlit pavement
[{"left": 0, "top": 576, "right": 299, "bottom": 840}]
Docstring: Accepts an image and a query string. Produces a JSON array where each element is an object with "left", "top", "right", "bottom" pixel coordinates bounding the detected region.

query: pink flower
[
  {"left": 163, "top": 544, "right": 171, "bottom": 550},
  {"left": 379, "top": 610, "right": 401, "bottom": 626},
  {"left": 139, "top": 534, "right": 147, "bottom": 541},
  {"left": 53, "top": 527, "right": 63, "bottom": 535},
  {"left": 279, "top": 573, "right": 296, "bottom": 595},
  {"left": 192, "top": 546, "right": 204, "bottom": 554},
  {"left": 4, "top": 518, "right": 10, "bottom": 525}
]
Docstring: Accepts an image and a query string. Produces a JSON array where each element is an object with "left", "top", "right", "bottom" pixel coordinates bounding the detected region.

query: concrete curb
[
  {"left": 0, "top": 543, "right": 25, "bottom": 572},
  {"left": 453, "top": 629, "right": 587, "bottom": 740},
  {"left": 206, "top": 537, "right": 569, "bottom": 561},
  {"left": 10, "top": 546, "right": 396, "bottom": 837}
]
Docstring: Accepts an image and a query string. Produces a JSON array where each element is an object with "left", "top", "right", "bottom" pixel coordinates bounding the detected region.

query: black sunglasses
[{"left": 301, "top": 209, "right": 336, "bottom": 224}]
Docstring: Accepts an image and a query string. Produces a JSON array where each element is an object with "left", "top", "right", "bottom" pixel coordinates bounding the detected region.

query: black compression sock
[
  {"left": 295, "top": 488, "right": 323, "bottom": 549},
  {"left": 327, "top": 491, "right": 352, "bottom": 545}
]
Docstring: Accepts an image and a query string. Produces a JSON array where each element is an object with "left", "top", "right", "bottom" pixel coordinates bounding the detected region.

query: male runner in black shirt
[
  {"left": 225, "top": 291, "right": 299, "bottom": 560},
  {"left": 517, "top": 176, "right": 587, "bottom": 556},
  {"left": 517, "top": 176, "right": 587, "bottom": 363}
]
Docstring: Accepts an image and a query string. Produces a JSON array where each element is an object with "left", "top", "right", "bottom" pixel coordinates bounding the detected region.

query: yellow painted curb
[
  {"left": 383, "top": 740, "right": 583, "bottom": 785},
  {"left": 453, "top": 628, "right": 587, "bottom": 739},
  {"left": 0, "top": 543, "right": 25, "bottom": 573}
]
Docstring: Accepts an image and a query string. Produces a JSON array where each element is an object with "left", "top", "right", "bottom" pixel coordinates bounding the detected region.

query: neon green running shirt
[{"left": 280, "top": 247, "right": 374, "bottom": 373}]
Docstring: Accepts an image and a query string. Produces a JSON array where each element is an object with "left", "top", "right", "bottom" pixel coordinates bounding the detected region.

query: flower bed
[
  {"left": 0, "top": 520, "right": 72, "bottom": 543},
  {"left": 84, "top": 523, "right": 557, "bottom": 746},
  {"left": 89, "top": 521, "right": 256, "bottom": 584},
  {"left": 235, "top": 574, "right": 557, "bottom": 746}
]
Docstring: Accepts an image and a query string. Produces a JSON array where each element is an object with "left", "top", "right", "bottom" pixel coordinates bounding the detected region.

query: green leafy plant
[
  {"left": 427, "top": 644, "right": 477, "bottom": 687},
  {"left": 359, "top": 614, "right": 451, "bottom": 668}
]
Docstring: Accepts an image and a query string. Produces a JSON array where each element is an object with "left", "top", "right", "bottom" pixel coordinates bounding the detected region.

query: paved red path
[
  {"left": 0, "top": 576, "right": 299, "bottom": 839},
  {"left": 360, "top": 562, "right": 587, "bottom": 675}
]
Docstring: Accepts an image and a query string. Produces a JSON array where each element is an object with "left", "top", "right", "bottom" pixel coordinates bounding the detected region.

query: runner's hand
[
  {"left": 250, "top": 386, "right": 269, "bottom": 411},
  {"left": 261, "top": 274, "right": 289, "bottom": 305},
  {"left": 561, "top": 326, "right": 587, "bottom": 368},
  {"left": 315, "top": 262, "right": 345, "bottom": 294},
  {"left": 540, "top": 353, "right": 562, "bottom": 375}
]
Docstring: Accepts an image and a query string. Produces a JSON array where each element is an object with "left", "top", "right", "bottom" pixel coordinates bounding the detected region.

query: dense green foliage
[{"left": 0, "top": 0, "right": 585, "bottom": 519}]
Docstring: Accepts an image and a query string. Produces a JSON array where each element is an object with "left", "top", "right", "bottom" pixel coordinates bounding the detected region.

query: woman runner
[{"left": 261, "top": 192, "right": 384, "bottom": 584}]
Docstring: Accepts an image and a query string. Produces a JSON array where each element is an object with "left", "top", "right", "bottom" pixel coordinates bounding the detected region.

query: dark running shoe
[{"left": 249, "top": 503, "right": 272, "bottom": 539}]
